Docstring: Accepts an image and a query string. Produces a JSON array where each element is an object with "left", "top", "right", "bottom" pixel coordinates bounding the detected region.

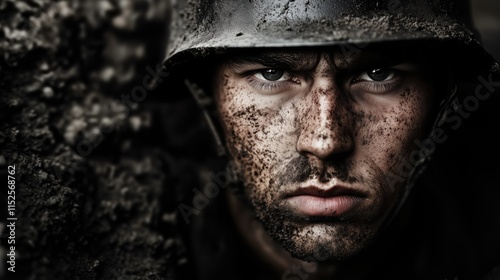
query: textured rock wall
[{"left": 0, "top": 1, "right": 186, "bottom": 279}]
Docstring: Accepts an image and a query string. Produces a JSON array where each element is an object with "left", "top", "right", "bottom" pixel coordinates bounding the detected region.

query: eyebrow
[
  {"left": 224, "top": 51, "right": 320, "bottom": 71},
  {"left": 334, "top": 43, "right": 427, "bottom": 72},
  {"left": 223, "top": 45, "right": 425, "bottom": 73}
]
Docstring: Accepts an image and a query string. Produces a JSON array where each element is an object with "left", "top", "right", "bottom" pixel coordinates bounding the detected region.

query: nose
[{"left": 296, "top": 79, "right": 354, "bottom": 161}]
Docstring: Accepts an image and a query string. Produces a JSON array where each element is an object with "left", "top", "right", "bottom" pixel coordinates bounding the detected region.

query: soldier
[{"left": 159, "top": 1, "right": 500, "bottom": 279}]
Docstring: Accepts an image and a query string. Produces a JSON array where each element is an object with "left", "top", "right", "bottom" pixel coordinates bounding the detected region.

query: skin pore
[{"left": 212, "top": 45, "right": 438, "bottom": 278}]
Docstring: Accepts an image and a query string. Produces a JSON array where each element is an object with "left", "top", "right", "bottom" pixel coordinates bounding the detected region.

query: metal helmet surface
[{"left": 163, "top": 0, "right": 497, "bottom": 74}]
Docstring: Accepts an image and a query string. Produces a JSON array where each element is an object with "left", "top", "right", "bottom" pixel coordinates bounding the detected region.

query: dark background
[
  {"left": 472, "top": 0, "right": 500, "bottom": 61},
  {"left": 0, "top": 0, "right": 498, "bottom": 279}
]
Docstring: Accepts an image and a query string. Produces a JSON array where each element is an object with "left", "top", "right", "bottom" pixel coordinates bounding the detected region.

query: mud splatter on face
[
  {"left": 273, "top": 154, "right": 360, "bottom": 187},
  {"left": 214, "top": 47, "right": 436, "bottom": 261}
]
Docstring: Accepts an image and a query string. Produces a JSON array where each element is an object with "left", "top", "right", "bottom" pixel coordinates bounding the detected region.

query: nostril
[{"left": 296, "top": 127, "right": 354, "bottom": 161}]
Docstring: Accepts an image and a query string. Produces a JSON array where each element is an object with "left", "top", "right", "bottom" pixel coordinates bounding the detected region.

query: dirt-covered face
[{"left": 213, "top": 46, "right": 436, "bottom": 261}]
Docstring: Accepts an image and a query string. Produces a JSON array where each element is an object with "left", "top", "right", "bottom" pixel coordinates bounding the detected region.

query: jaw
[{"left": 225, "top": 187, "right": 398, "bottom": 280}]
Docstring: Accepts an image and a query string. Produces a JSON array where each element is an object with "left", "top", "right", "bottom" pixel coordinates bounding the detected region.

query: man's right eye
[
  {"left": 255, "top": 68, "right": 288, "bottom": 81},
  {"left": 231, "top": 64, "right": 304, "bottom": 95},
  {"left": 244, "top": 68, "right": 302, "bottom": 94}
]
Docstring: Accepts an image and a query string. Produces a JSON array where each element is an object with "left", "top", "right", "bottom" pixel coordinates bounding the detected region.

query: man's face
[{"left": 214, "top": 46, "right": 436, "bottom": 261}]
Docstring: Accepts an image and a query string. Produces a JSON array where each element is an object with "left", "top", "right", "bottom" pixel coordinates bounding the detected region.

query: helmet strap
[
  {"left": 184, "top": 79, "right": 227, "bottom": 157},
  {"left": 383, "top": 82, "right": 458, "bottom": 227}
]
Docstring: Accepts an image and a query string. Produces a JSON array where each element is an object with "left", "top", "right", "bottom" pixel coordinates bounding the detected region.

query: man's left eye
[{"left": 359, "top": 68, "right": 395, "bottom": 82}]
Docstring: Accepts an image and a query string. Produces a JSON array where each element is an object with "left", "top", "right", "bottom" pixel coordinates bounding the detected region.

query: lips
[{"left": 285, "top": 186, "right": 366, "bottom": 217}]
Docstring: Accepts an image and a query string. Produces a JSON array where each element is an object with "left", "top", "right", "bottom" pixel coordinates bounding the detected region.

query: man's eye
[
  {"left": 359, "top": 68, "right": 395, "bottom": 82},
  {"left": 247, "top": 68, "right": 301, "bottom": 94},
  {"left": 255, "top": 68, "right": 290, "bottom": 81},
  {"left": 350, "top": 67, "right": 403, "bottom": 94}
]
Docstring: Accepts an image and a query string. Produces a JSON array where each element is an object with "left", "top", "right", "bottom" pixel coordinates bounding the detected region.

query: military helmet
[
  {"left": 162, "top": 0, "right": 497, "bottom": 77},
  {"left": 159, "top": 0, "right": 498, "bottom": 154}
]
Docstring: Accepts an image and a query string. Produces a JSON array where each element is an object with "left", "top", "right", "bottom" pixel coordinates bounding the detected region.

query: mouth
[{"left": 285, "top": 185, "right": 367, "bottom": 217}]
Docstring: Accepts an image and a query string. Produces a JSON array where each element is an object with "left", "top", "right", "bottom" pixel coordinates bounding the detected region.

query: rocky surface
[{"left": 0, "top": 1, "right": 184, "bottom": 279}]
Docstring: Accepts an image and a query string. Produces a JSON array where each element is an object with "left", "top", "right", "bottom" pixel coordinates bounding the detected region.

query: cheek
[
  {"left": 353, "top": 86, "right": 433, "bottom": 172},
  {"left": 217, "top": 82, "right": 298, "bottom": 186}
]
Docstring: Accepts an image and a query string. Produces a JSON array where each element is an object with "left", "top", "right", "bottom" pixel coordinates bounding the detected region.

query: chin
[{"left": 264, "top": 218, "right": 381, "bottom": 263}]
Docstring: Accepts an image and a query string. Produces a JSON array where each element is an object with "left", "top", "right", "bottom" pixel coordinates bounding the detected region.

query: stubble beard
[
  {"left": 246, "top": 190, "right": 384, "bottom": 263},
  {"left": 230, "top": 155, "right": 396, "bottom": 263}
]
